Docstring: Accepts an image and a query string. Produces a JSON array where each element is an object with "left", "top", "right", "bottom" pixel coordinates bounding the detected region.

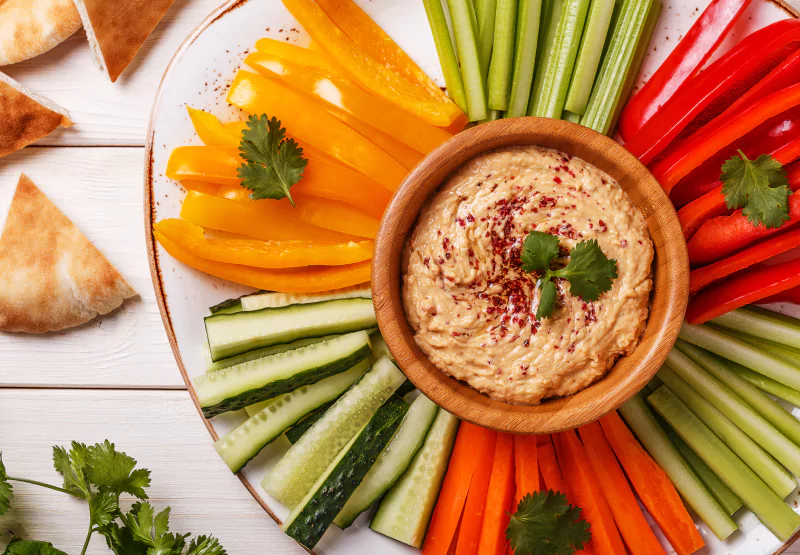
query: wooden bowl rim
[{"left": 372, "top": 117, "right": 688, "bottom": 434}]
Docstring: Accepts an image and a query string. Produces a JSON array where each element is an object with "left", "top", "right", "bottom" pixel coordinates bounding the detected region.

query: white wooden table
[{"left": 0, "top": 1, "right": 798, "bottom": 553}]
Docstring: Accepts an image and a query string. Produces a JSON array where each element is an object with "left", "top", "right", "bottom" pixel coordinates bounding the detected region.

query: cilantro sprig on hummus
[{"left": 521, "top": 231, "right": 618, "bottom": 319}]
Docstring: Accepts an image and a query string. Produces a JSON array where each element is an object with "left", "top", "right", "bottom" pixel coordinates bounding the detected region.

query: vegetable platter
[{"left": 145, "top": 0, "right": 800, "bottom": 553}]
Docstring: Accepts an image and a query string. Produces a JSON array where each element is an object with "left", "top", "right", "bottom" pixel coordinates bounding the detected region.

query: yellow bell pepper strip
[
  {"left": 228, "top": 71, "right": 407, "bottom": 189},
  {"left": 154, "top": 218, "right": 374, "bottom": 268},
  {"left": 180, "top": 179, "right": 220, "bottom": 196},
  {"left": 245, "top": 52, "right": 452, "bottom": 154},
  {"left": 167, "top": 146, "right": 241, "bottom": 187},
  {"left": 255, "top": 38, "right": 356, "bottom": 85},
  {"left": 180, "top": 191, "right": 362, "bottom": 243},
  {"left": 281, "top": 0, "right": 463, "bottom": 127},
  {"left": 186, "top": 107, "right": 240, "bottom": 146},
  {"left": 155, "top": 230, "right": 372, "bottom": 292}
]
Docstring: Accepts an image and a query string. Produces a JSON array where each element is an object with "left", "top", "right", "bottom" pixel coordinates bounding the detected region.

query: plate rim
[{"left": 143, "top": 0, "right": 800, "bottom": 552}]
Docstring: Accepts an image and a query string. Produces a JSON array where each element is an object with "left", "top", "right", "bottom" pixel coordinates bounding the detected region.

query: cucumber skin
[
  {"left": 285, "top": 402, "right": 334, "bottom": 444},
  {"left": 200, "top": 342, "right": 371, "bottom": 418},
  {"left": 284, "top": 396, "right": 409, "bottom": 549}
]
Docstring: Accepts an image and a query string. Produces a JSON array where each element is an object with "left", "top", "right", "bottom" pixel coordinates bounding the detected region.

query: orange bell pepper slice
[
  {"left": 281, "top": 0, "right": 463, "bottom": 127},
  {"left": 255, "top": 38, "right": 355, "bottom": 84},
  {"left": 154, "top": 218, "right": 373, "bottom": 267},
  {"left": 187, "top": 107, "right": 240, "bottom": 146},
  {"left": 181, "top": 179, "right": 219, "bottom": 196},
  {"left": 167, "top": 146, "right": 241, "bottom": 187},
  {"left": 228, "top": 71, "right": 408, "bottom": 189},
  {"left": 155, "top": 230, "right": 372, "bottom": 292},
  {"left": 180, "top": 191, "right": 362, "bottom": 243},
  {"left": 245, "top": 52, "right": 452, "bottom": 154}
]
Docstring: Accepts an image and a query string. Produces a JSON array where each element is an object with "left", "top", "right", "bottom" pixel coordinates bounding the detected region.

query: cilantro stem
[
  {"left": 79, "top": 525, "right": 93, "bottom": 555},
  {"left": 6, "top": 476, "right": 83, "bottom": 498}
]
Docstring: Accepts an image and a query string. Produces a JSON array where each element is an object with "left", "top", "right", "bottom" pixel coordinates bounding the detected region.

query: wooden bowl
[{"left": 372, "top": 117, "right": 689, "bottom": 434}]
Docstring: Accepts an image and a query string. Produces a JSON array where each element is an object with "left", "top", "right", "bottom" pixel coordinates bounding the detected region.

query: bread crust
[{"left": 0, "top": 0, "right": 82, "bottom": 66}]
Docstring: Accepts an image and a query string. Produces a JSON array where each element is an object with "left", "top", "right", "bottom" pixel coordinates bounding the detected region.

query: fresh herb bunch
[
  {"left": 721, "top": 150, "right": 791, "bottom": 229},
  {"left": 505, "top": 490, "right": 591, "bottom": 555},
  {"left": 0, "top": 441, "right": 226, "bottom": 555},
  {"left": 521, "top": 231, "right": 618, "bottom": 319},
  {"left": 237, "top": 114, "right": 308, "bottom": 206}
]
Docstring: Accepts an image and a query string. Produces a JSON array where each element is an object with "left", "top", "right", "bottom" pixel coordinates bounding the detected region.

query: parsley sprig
[
  {"left": 0, "top": 442, "right": 225, "bottom": 555},
  {"left": 721, "top": 150, "right": 791, "bottom": 229},
  {"left": 521, "top": 231, "right": 618, "bottom": 319},
  {"left": 237, "top": 114, "right": 308, "bottom": 206},
  {"left": 506, "top": 490, "right": 591, "bottom": 555}
]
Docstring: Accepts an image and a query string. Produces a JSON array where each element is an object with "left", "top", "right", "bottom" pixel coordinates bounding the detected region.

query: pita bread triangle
[
  {"left": 0, "top": 71, "right": 73, "bottom": 159},
  {"left": 0, "top": 175, "right": 136, "bottom": 333},
  {"left": 73, "top": 0, "right": 176, "bottom": 82},
  {"left": 0, "top": 0, "right": 82, "bottom": 66}
]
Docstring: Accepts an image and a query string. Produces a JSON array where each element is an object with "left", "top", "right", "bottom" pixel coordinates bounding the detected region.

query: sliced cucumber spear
[
  {"left": 564, "top": 0, "right": 615, "bottom": 114},
  {"left": 506, "top": 0, "right": 543, "bottom": 117},
  {"left": 240, "top": 284, "right": 371, "bottom": 312},
  {"left": 262, "top": 356, "right": 407, "bottom": 508},
  {"left": 282, "top": 396, "right": 409, "bottom": 549},
  {"left": 194, "top": 331, "right": 372, "bottom": 418}
]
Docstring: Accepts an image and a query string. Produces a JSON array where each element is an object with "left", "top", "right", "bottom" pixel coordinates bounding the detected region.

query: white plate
[{"left": 145, "top": 0, "right": 800, "bottom": 553}]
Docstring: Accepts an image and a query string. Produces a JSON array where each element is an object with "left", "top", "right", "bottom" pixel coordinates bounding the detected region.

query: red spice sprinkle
[
  {"left": 554, "top": 176, "right": 562, "bottom": 184},
  {"left": 598, "top": 220, "right": 608, "bottom": 232},
  {"left": 467, "top": 214, "right": 475, "bottom": 223},
  {"left": 621, "top": 239, "right": 628, "bottom": 248},
  {"left": 423, "top": 257, "right": 430, "bottom": 268}
]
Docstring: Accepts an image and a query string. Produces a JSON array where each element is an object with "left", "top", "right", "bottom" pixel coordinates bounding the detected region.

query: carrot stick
[
  {"left": 536, "top": 434, "right": 551, "bottom": 445},
  {"left": 599, "top": 412, "right": 704, "bottom": 555},
  {"left": 578, "top": 422, "right": 666, "bottom": 555},
  {"left": 513, "top": 434, "right": 539, "bottom": 505},
  {"left": 423, "top": 422, "right": 484, "bottom": 555},
  {"left": 455, "top": 428, "right": 498, "bottom": 555},
  {"left": 553, "top": 430, "right": 626, "bottom": 555},
  {"left": 477, "top": 433, "right": 515, "bottom": 555}
]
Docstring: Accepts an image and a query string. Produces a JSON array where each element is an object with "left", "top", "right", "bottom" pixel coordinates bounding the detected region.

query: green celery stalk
[
  {"left": 713, "top": 325, "right": 800, "bottom": 368},
  {"left": 482, "top": 109, "right": 503, "bottom": 121},
  {"left": 679, "top": 323, "right": 800, "bottom": 390},
  {"left": 712, "top": 307, "right": 800, "bottom": 350},
  {"left": 619, "top": 396, "right": 737, "bottom": 540},
  {"left": 564, "top": 0, "right": 616, "bottom": 114},
  {"left": 487, "top": 0, "right": 519, "bottom": 110},
  {"left": 666, "top": 427, "right": 743, "bottom": 516},
  {"left": 527, "top": 0, "right": 565, "bottom": 115},
  {"left": 562, "top": 110, "right": 582, "bottom": 122},
  {"left": 506, "top": 0, "right": 543, "bottom": 116},
  {"left": 476, "top": 0, "right": 498, "bottom": 78},
  {"left": 422, "top": 0, "right": 468, "bottom": 112},
  {"left": 448, "top": 0, "right": 488, "bottom": 120},
  {"left": 729, "top": 363, "right": 800, "bottom": 407},
  {"left": 657, "top": 366, "right": 796, "bottom": 498},
  {"left": 647, "top": 386, "right": 800, "bottom": 542},
  {"left": 677, "top": 340, "right": 800, "bottom": 448}
]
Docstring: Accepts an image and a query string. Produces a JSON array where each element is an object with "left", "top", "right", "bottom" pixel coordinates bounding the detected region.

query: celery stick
[
  {"left": 718, "top": 326, "right": 800, "bottom": 367},
  {"left": 564, "top": 0, "right": 615, "bottom": 114},
  {"left": 677, "top": 340, "right": 800, "bottom": 448},
  {"left": 448, "top": 0, "right": 488, "bottom": 120},
  {"left": 422, "top": 0, "right": 468, "bottom": 112},
  {"left": 679, "top": 323, "right": 800, "bottom": 390},
  {"left": 506, "top": 0, "right": 543, "bottom": 116},
  {"left": 619, "top": 396, "right": 737, "bottom": 540},
  {"left": 730, "top": 363, "right": 800, "bottom": 407},
  {"left": 712, "top": 307, "right": 800, "bottom": 350},
  {"left": 666, "top": 427, "right": 743, "bottom": 516},
  {"left": 476, "top": 0, "right": 498, "bottom": 78},
  {"left": 562, "top": 110, "right": 581, "bottom": 122},
  {"left": 527, "top": 0, "right": 565, "bottom": 115},
  {"left": 648, "top": 386, "right": 800, "bottom": 542},
  {"left": 483, "top": 109, "right": 503, "bottom": 121},
  {"left": 487, "top": 0, "right": 518, "bottom": 110},
  {"left": 657, "top": 367, "right": 796, "bottom": 499}
]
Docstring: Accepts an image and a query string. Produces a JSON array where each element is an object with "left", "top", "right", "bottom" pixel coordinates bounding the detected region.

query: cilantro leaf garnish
[
  {"left": 237, "top": 114, "right": 308, "bottom": 205},
  {"left": 0, "top": 456, "right": 13, "bottom": 515},
  {"left": 2, "top": 539, "right": 69, "bottom": 555},
  {"left": 506, "top": 490, "right": 591, "bottom": 555},
  {"left": 86, "top": 440, "right": 151, "bottom": 499},
  {"left": 53, "top": 442, "right": 90, "bottom": 498},
  {"left": 521, "top": 232, "right": 617, "bottom": 319},
  {"left": 721, "top": 150, "right": 790, "bottom": 229},
  {"left": 185, "top": 535, "right": 227, "bottom": 555}
]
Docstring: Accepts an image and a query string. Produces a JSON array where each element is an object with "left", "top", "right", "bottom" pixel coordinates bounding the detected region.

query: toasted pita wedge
[
  {"left": 0, "top": 175, "right": 136, "bottom": 333},
  {"left": 0, "top": 0, "right": 82, "bottom": 66},
  {"left": 73, "top": 0, "right": 175, "bottom": 82},
  {"left": 0, "top": 72, "right": 73, "bottom": 158}
]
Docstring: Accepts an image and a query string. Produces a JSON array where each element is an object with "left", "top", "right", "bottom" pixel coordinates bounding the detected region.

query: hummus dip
[{"left": 402, "top": 146, "right": 653, "bottom": 405}]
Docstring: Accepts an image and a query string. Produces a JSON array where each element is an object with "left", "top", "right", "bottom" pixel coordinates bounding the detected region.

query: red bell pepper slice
[
  {"left": 761, "top": 285, "right": 800, "bottom": 304},
  {"left": 651, "top": 82, "right": 800, "bottom": 193},
  {"left": 625, "top": 19, "right": 800, "bottom": 165},
  {"left": 687, "top": 253, "right": 800, "bottom": 323},
  {"left": 688, "top": 189, "right": 800, "bottom": 266},
  {"left": 679, "top": 152, "right": 800, "bottom": 239},
  {"left": 618, "top": 0, "right": 752, "bottom": 142}
]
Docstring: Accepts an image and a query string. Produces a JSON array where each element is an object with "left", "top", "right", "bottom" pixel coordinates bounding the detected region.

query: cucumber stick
[
  {"left": 487, "top": 0, "right": 518, "bottom": 110},
  {"left": 262, "top": 356, "right": 406, "bottom": 508},
  {"left": 194, "top": 331, "right": 371, "bottom": 418},
  {"left": 207, "top": 335, "right": 335, "bottom": 373},
  {"left": 214, "top": 362, "right": 367, "bottom": 472},
  {"left": 448, "top": 0, "right": 487, "bottom": 121},
  {"left": 209, "top": 296, "right": 245, "bottom": 315},
  {"left": 283, "top": 402, "right": 333, "bottom": 443},
  {"left": 422, "top": 0, "right": 468, "bottom": 113},
  {"left": 528, "top": 0, "right": 565, "bottom": 115},
  {"left": 533, "top": 0, "right": 590, "bottom": 118},
  {"left": 370, "top": 409, "right": 460, "bottom": 547},
  {"left": 335, "top": 394, "right": 440, "bottom": 528},
  {"left": 619, "top": 395, "right": 737, "bottom": 541},
  {"left": 648, "top": 386, "right": 800, "bottom": 542},
  {"left": 283, "top": 396, "right": 409, "bottom": 549},
  {"left": 205, "top": 297, "right": 376, "bottom": 361},
  {"left": 564, "top": 0, "right": 615, "bottom": 114},
  {"left": 506, "top": 0, "right": 543, "bottom": 117},
  {"left": 240, "top": 284, "right": 371, "bottom": 312}
]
